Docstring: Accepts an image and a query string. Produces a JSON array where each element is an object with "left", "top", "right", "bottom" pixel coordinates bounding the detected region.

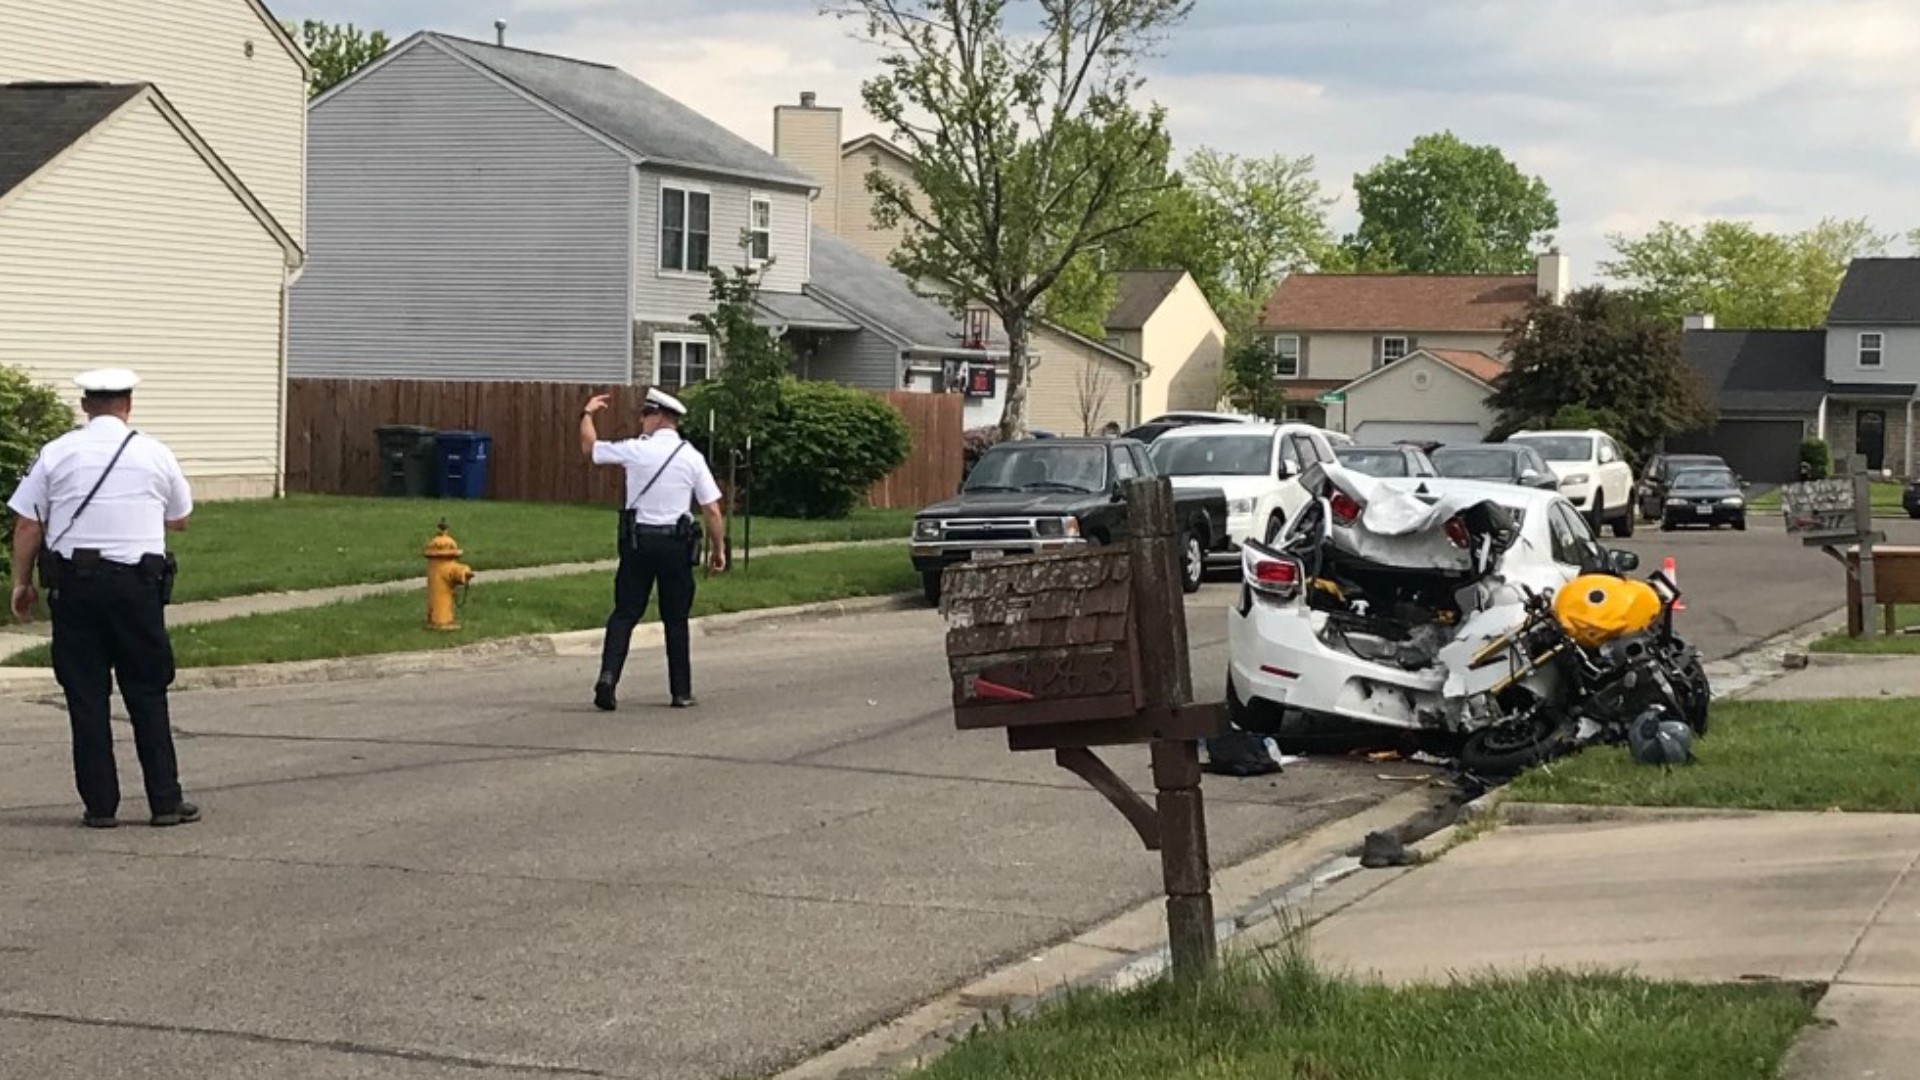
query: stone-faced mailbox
[{"left": 940, "top": 476, "right": 1226, "bottom": 980}]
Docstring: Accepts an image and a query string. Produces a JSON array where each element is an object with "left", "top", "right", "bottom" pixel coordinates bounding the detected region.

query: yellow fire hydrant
[{"left": 424, "top": 519, "right": 475, "bottom": 631}]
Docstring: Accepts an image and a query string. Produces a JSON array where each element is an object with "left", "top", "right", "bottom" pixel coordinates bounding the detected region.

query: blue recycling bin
[{"left": 435, "top": 431, "right": 491, "bottom": 499}]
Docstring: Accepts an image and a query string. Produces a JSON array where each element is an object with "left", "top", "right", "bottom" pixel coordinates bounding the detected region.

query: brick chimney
[
  {"left": 772, "top": 92, "right": 842, "bottom": 235},
  {"left": 1536, "top": 248, "right": 1569, "bottom": 304}
]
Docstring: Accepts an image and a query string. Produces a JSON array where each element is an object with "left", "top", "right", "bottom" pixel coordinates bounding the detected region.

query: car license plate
[{"left": 972, "top": 549, "right": 1005, "bottom": 560}]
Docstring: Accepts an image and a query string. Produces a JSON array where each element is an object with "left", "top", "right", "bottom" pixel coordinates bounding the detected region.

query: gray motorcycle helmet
[{"left": 1628, "top": 705, "right": 1696, "bottom": 766}]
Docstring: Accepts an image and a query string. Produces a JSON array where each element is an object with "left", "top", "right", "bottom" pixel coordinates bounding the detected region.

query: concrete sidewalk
[
  {"left": 0, "top": 538, "right": 903, "bottom": 663},
  {"left": 1269, "top": 812, "right": 1920, "bottom": 1079}
]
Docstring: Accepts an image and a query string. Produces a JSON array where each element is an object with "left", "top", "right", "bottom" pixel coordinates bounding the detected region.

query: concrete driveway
[{"left": 0, "top": 585, "right": 1415, "bottom": 1080}]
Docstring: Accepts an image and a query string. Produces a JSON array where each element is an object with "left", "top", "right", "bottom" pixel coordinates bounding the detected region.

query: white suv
[
  {"left": 1505, "top": 429, "right": 1636, "bottom": 538},
  {"left": 1147, "top": 422, "right": 1340, "bottom": 563}
]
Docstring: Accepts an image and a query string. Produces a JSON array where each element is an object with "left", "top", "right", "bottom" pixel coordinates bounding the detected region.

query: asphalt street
[
  {"left": 0, "top": 589, "right": 1415, "bottom": 1080},
  {"left": 0, "top": 519, "right": 1893, "bottom": 1079}
]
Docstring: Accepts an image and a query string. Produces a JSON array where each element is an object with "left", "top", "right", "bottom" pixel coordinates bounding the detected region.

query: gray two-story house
[
  {"left": 1821, "top": 259, "right": 1920, "bottom": 475},
  {"left": 290, "top": 32, "right": 998, "bottom": 393}
]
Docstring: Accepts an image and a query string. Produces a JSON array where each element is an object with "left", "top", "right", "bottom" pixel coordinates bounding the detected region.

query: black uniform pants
[
  {"left": 599, "top": 532, "right": 696, "bottom": 697},
  {"left": 48, "top": 562, "right": 182, "bottom": 816}
]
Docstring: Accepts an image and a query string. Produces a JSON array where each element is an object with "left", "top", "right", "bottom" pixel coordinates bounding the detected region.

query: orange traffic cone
[{"left": 1663, "top": 556, "right": 1686, "bottom": 611}]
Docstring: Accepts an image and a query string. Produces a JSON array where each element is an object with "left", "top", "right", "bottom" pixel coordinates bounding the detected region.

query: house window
[
  {"left": 656, "top": 336, "right": 711, "bottom": 387},
  {"left": 1272, "top": 335, "right": 1301, "bottom": 378},
  {"left": 748, "top": 195, "right": 772, "bottom": 262},
  {"left": 660, "top": 187, "right": 711, "bottom": 272},
  {"left": 1860, "top": 332, "right": 1884, "bottom": 367},
  {"left": 1381, "top": 336, "right": 1409, "bottom": 365}
]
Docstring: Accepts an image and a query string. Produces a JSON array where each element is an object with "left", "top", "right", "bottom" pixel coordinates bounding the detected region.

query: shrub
[
  {"left": 1798, "top": 438, "right": 1831, "bottom": 480},
  {"left": 0, "top": 365, "right": 75, "bottom": 576},
  {"left": 685, "top": 379, "right": 911, "bottom": 519}
]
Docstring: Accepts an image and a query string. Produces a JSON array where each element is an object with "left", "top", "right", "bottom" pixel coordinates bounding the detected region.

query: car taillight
[
  {"left": 1243, "top": 547, "right": 1303, "bottom": 599},
  {"left": 1444, "top": 517, "right": 1470, "bottom": 548},
  {"left": 1329, "top": 491, "right": 1362, "bottom": 526}
]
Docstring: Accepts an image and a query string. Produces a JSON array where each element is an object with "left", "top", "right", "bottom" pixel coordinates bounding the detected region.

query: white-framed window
[
  {"left": 1860, "top": 332, "right": 1885, "bottom": 367},
  {"left": 1381, "top": 336, "right": 1409, "bottom": 365},
  {"left": 748, "top": 195, "right": 772, "bottom": 262},
  {"left": 656, "top": 335, "right": 711, "bottom": 387},
  {"left": 1272, "top": 335, "right": 1301, "bottom": 378},
  {"left": 660, "top": 186, "right": 711, "bottom": 273}
]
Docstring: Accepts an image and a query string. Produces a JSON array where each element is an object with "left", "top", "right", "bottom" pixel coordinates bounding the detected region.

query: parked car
[
  {"left": 1905, "top": 477, "right": 1920, "bottom": 520},
  {"left": 1658, "top": 465, "right": 1747, "bottom": 531},
  {"left": 910, "top": 437, "right": 1230, "bottom": 603},
  {"left": 1429, "top": 444, "right": 1559, "bottom": 490},
  {"left": 1147, "top": 421, "right": 1341, "bottom": 561},
  {"left": 1121, "top": 410, "right": 1251, "bottom": 444},
  {"left": 1638, "top": 453, "right": 1732, "bottom": 521},
  {"left": 1334, "top": 444, "right": 1438, "bottom": 479},
  {"left": 1504, "top": 429, "right": 1637, "bottom": 537}
]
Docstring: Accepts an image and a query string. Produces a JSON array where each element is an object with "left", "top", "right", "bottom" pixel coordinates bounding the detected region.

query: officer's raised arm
[{"left": 580, "top": 393, "right": 614, "bottom": 462}]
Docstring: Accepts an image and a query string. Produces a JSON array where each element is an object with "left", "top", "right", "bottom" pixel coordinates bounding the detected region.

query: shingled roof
[
  {"left": 1681, "top": 330, "right": 1828, "bottom": 414},
  {"left": 1262, "top": 273, "right": 1538, "bottom": 333},
  {"left": 0, "top": 83, "right": 143, "bottom": 200},
  {"left": 424, "top": 34, "right": 815, "bottom": 189},
  {"left": 1106, "top": 270, "right": 1186, "bottom": 330},
  {"left": 1826, "top": 259, "right": 1920, "bottom": 326}
]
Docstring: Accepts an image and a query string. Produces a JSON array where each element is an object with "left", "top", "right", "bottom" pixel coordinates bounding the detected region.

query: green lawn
[
  {"left": 905, "top": 949, "right": 1813, "bottom": 1080},
  {"left": 1748, "top": 481, "right": 1906, "bottom": 514},
  {"left": 1508, "top": 699, "right": 1920, "bottom": 812},
  {"left": 1811, "top": 606, "right": 1920, "bottom": 654},
  {"left": 164, "top": 495, "right": 912, "bottom": 603},
  {"left": 6, "top": 546, "right": 917, "bottom": 669}
]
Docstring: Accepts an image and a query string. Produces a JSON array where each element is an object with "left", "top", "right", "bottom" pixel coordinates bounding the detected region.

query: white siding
[
  {"left": 636, "top": 167, "right": 809, "bottom": 322},
  {"left": 290, "top": 43, "right": 635, "bottom": 383},
  {"left": 0, "top": 99, "right": 286, "bottom": 498},
  {"left": 0, "top": 0, "right": 307, "bottom": 245},
  {"left": 1026, "top": 327, "right": 1138, "bottom": 435},
  {"left": 837, "top": 146, "right": 919, "bottom": 264},
  {"left": 1825, "top": 326, "right": 1920, "bottom": 383},
  {"left": 1340, "top": 354, "right": 1495, "bottom": 438}
]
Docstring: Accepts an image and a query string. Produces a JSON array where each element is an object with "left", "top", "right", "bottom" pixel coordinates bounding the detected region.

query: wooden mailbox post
[{"left": 941, "top": 477, "right": 1226, "bottom": 980}]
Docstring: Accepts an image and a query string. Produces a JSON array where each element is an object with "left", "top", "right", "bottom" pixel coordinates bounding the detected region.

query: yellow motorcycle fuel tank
[{"left": 1553, "top": 574, "right": 1664, "bottom": 649}]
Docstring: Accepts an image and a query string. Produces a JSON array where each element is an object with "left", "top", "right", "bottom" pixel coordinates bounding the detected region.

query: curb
[
  {"left": 770, "top": 785, "right": 1452, "bottom": 1080},
  {"left": 0, "top": 592, "right": 924, "bottom": 697},
  {"left": 1491, "top": 801, "right": 1765, "bottom": 828}
]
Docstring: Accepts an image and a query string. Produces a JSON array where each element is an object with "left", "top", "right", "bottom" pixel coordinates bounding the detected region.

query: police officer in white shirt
[
  {"left": 7, "top": 368, "right": 199, "bottom": 829},
  {"left": 579, "top": 387, "right": 726, "bottom": 711}
]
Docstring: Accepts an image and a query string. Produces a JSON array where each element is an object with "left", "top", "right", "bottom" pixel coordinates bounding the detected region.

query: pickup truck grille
[{"left": 940, "top": 518, "right": 1040, "bottom": 543}]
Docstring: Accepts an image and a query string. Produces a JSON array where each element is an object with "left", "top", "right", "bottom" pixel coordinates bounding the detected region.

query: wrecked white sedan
[{"left": 1225, "top": 462, "right": 1709, "bottom": 775}]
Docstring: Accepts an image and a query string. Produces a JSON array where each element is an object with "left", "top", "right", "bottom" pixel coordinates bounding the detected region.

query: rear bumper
[
  {"left": 1227, "top": 598, "right": 1447, "bottom": 732},
  {"left": 1662, "top": 503, "right": 1744, "bottom": 525}
]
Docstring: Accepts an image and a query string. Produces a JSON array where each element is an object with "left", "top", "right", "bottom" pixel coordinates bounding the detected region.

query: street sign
[{"left": 1317, "top": 391, "right": 1346, "bottom": 405}]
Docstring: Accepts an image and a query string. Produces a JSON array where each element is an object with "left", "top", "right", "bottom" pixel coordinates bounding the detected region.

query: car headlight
[
  {"left": 1721, "top": 497, "right": 1744, "bottom": 507},
  {"left": 913, "top": 519, "right": 941, "bottom": 541},
  {"left": 1563, "top": 473, "right": 1591, "bottom": 487},
  {"left": 1227, "top": 498, "right": 1253, "bottom": 516},
  {"left": 1666, "top": 497, "right": 1687, "bottom": 507},
  {"left": 1033, "top": 516, "right": 1081, "bottom": 538}
]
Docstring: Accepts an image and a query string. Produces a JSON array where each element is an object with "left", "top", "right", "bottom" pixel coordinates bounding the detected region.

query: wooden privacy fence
[{"left": 285, "top": 379, "right": 963, "bottom": 509}]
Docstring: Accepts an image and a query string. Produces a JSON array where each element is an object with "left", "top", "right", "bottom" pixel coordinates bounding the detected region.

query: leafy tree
[
  {"left": 287, "top": 20, "right": 391, "bottom": 98},
  {"left": 1343, "top": 131, "right": 1559, "bottom": 273},
  {"left": 684, "top": 381, "right": 910, "bottom": 518},
  {"left": 1601, "top": 217, "right": 1894, "bottom": 329},
  {"left": 691, "top": 264, "right": 795, "bottom": 457},
  {"left": 1037, "top": 251, "right": 1121, "bottom": 340},
  {"left": 1488, "top": 287, "right": 1712, "bottom": 460},
  {"left": 1218, "top": 339, "right": 1290, "bottom": 421},
  {"left": 1, "top": 366, "right": 76, "bottom": 574},
  {"left": 832, "top": 0, "right": 1190, "bottom": 441}
]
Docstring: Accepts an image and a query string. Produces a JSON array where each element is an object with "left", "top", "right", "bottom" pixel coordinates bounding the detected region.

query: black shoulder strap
[
  {"left": 627, "top": 440, "right": 688, "bottom": 511},
  {"left": 49, "top": 431, "right": 138, "bottom": 549}
]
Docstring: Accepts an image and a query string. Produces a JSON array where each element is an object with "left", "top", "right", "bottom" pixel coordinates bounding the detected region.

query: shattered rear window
[
  {"left": 1431, "top": 449, "right": 1517, "bottom": 479},
  {"left": 1335, "top": 449, "right": 1409, "bottom": 477}
]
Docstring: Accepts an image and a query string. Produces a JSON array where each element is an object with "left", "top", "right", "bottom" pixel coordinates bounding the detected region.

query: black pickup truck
[{"left": 910, "top": 437, "right": 1231, "bottom": 604}]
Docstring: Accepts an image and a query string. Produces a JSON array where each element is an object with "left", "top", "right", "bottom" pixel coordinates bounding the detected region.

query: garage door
[
  {"left": 1351, "top": 421, "right": 1486, "bottom": 447},
  {"left": 1666, "top": 419, "right": 1805, "bottom": 483}
]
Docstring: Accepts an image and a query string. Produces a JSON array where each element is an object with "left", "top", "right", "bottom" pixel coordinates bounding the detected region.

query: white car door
[{"left": 1597, "top": 436, "right": 1634, "bottom": 507}]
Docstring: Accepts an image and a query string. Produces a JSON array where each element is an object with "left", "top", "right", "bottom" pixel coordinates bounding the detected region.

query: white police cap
[
  {"left": 74, "top": 368, "right": 141, "bottom": 394},
  {"left": 645, "top": 387, "right": 688, "bottom": 416}
]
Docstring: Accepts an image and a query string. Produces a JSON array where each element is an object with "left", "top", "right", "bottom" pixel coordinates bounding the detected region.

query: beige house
[
  {"left": 771, "top": 92, "right": 1147, "bottom": 430},
  {"left": 1106, "top": 270, "right": 1227, "bottom": 418},
  {"left": 0, "top": 0, "right": 309, "bottom": 498},
  {"left": 1334, "top": 349, "right": 1504, "bottom": 445}
]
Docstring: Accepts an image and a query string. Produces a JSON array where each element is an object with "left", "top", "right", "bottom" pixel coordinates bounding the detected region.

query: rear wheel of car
[
  {"left": 921, "top": 571, "right": 942, "bottom": 607},
  {"left": 1612, "top": 501, "right": 1635, "bottom": 538},
  {"left": 1264, "top": 512, "right": 1286, "bottom": 544},
  {"left": 1181, "top": 528, "right": 1205, "bottom": 594},
  {"left": 1588, "top": 493, "right": 1606, "bottom": 533}
]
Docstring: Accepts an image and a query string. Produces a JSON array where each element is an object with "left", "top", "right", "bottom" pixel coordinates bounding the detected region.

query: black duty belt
[{"left": 629, "top": 523, "right": 683, "bottom": 536}]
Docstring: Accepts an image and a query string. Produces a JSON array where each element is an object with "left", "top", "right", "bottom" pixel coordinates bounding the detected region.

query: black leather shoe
[
  {"left": 150, "top": 801, "right": 200, "bottom": 828},
  {"left": 593, "top": 678, "right": 617, "bottom": 712},
  {"left": 670, "top": 695, "right": 697, "bottom": 709},
  {"left": 82, "top": 813, "right": 117, "bottom": 830}
]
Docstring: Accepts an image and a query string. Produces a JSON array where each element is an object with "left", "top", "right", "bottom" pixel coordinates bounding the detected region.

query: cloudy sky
[{"left": 284, "top": 0, "right": 1920, "bottom": 284}]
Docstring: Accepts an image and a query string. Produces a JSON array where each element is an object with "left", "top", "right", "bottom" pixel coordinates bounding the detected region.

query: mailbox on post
[{"left": 940, "top": 477, "right": 1227, "bottom": 981}]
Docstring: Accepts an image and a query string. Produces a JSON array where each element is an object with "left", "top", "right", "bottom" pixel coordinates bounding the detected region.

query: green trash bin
[{"left": 374, "top": 424, "right": 439, "bottom": 497}]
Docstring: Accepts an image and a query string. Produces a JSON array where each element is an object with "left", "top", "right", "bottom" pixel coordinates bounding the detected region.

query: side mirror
[{"left": 1609, "top": 549, "right": 1641, "bottom": 574}]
